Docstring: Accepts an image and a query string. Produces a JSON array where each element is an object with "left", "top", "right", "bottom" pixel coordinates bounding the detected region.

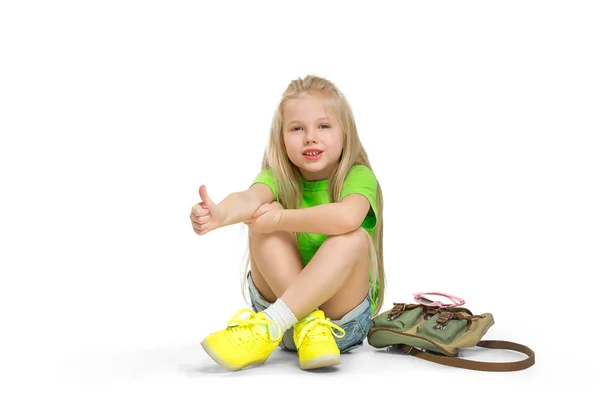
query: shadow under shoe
[
  {"left": 293, "top": 310, "right": 346, "bottom": 370},
  {"left": 200, "top": 308, "right": 282, "bottom": 371}
]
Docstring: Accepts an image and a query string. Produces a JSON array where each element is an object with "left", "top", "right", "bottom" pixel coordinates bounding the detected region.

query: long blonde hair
[{"left": 241, "top": 74, "right": 386, "bottom": 316}]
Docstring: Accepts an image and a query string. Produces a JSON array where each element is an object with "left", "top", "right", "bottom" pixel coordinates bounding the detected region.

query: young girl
[{"left": 190, "top": 74, "right": 385, "bottom": 371}]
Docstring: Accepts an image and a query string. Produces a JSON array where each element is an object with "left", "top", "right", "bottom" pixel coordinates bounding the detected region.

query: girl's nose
[{"left": 304, "top": 128, "right": 317, "bottom": 143}]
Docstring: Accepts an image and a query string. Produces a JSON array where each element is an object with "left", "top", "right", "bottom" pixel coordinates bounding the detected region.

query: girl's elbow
[{"left": 339, "top": 217, "right": 363, "bottom": 234}]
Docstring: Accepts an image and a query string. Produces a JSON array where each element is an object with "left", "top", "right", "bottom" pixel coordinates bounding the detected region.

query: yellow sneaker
[
  {"left": 293, "top": 310, "right": 345, "bottom": 370},
  {"left": 200, "top": 308, "right": 282, "bottom": 371}
]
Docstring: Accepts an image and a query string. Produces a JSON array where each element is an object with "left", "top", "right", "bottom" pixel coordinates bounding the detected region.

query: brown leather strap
[{"left": 401, "top": 340, "right": 535, "bottom": 372}]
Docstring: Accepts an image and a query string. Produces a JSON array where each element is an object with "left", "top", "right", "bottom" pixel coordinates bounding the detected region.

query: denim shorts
[{"left": 246, "top": 272, "right": 372, "bottom": 353}]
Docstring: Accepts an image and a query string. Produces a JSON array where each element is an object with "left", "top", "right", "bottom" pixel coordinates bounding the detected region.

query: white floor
[{"left": 2, "top": 312, "right": 591, "bottom": 399}]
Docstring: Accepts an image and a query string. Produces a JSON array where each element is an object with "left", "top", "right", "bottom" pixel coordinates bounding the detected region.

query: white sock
[{"left": 263, "top": 299, "right": 298, "bottom": 339}]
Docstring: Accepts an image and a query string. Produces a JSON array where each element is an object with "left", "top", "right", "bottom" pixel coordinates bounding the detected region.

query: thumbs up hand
[{"left": 190, "top": 185, "right": 225, "bottom": 235}]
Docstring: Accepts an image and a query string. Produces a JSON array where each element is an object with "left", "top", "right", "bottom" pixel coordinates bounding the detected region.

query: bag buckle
[
  {"left": 398, "top": 345, "right": 426, "bottom": 355},
  {"left": 387, "top": 303, "right": 406, "bottom": 321},
  {"left": 434, "top": 310, "right": 454, "bottom": 330}
]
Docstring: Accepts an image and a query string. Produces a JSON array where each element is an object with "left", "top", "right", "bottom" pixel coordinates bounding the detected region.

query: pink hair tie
[{"left": 412, "top": 292, "right": 465, "bottom": 308}]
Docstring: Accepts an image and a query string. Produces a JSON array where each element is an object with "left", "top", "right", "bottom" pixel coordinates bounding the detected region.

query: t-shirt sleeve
[
  {"left": 340, "top": 165, "right": 379, "bottom": 230},
  {"left": 251, "top": 168, "right": 279, "bottom": 200}
]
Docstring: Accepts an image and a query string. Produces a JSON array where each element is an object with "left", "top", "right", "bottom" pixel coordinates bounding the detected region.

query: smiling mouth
[
  {"left": 302, "top": 150, "right": 323, "bottom": 156},
  {"left": 302, "top": 150, "right": 323, "bottom": 161}
]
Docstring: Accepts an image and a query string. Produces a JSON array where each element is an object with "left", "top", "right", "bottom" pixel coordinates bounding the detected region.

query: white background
[{"left": 1, "top": 1, "right": 598, "bottom": 398}]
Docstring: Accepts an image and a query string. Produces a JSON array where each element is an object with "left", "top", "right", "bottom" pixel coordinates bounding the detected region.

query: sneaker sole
[
  {"left": 300, "top": 354, "right": 341, "bottom": 370},
  {"left": 200, "top": 339, "right": 267, "bottom": 372}
]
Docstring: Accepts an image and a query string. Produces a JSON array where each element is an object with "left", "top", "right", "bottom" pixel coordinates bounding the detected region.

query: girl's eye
[{"left": 290, "top": 124, "right": 330, "bottom": 131}]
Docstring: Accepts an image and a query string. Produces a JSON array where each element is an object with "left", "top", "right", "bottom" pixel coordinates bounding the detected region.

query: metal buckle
[
  {"left": 434, "top": 310, "right": 455, "bottom": 329},
  {"left": 387, "top": 303, "right": 406, "bottom": 321}
]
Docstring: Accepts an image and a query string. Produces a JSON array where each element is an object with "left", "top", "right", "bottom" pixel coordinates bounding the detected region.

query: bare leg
[
  {"left": 249, "top": 226, "right": 371, "bottom": 320},
  {"left": 249, "top": 229, "right": 304, "bottom": 303},
  {"left": 281, "top": 228, "right": 371, "bottom": 320}
]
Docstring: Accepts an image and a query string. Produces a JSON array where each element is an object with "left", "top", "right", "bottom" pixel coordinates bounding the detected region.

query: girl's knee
[
  {"left": 325, "top": 228, "right": 370, "bottom": 253},
  {"left": 248, "top": 226, "right": 276, "bottom": 238},
  {"left": 247, "top": 225, "right": 263, "bottom": 238},
  {"left": 248, "top": 227, "right": 296, "bottom": 244}
]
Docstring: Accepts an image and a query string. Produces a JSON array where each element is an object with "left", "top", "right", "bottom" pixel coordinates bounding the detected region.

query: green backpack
[{"left": 367, "top": 302, "right": 535, "bottom": 372}]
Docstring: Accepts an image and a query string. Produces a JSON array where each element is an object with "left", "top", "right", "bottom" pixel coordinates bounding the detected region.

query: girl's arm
[
  {"left": 277, "top": 194, "right": 370, "bottom": 235},
  {"left": 220, "top": 183, "right": 274, "bottom": 227}
]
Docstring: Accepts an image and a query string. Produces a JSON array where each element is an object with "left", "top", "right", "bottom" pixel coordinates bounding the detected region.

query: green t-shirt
[{"left": 251, "top": 165, "right": 380, "bottom": 311}]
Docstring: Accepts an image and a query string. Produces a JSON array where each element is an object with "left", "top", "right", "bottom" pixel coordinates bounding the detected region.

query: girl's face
[{"left": 282, "top": 94, "right": 344, "bottom": 181}]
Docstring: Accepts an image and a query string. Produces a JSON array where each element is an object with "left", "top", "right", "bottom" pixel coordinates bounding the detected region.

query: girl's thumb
[{"left": 199, "top": 185, "right": 216, "bottom": 208}]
